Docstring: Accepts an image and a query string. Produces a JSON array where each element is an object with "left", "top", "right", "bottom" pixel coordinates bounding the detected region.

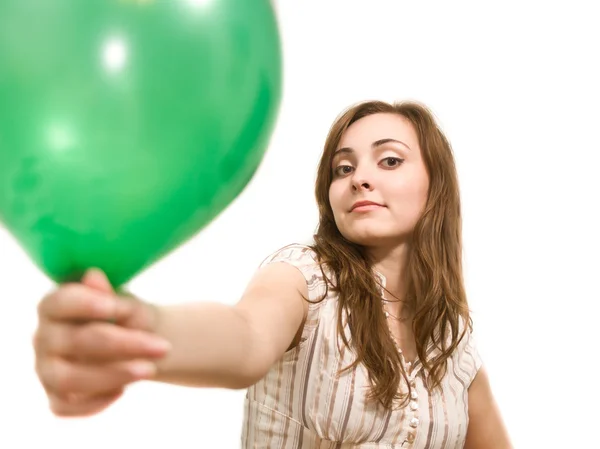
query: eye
[
  {"left": 380, "top": 157, "right": 404, "bottom": 168},
  {"left": 333, "top": 165, "right": 354, "bottom": 177}
]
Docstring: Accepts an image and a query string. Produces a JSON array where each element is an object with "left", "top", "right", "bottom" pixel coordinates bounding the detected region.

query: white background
[{"left": 1, "top": 1, "right": 598, "bottom": 448}]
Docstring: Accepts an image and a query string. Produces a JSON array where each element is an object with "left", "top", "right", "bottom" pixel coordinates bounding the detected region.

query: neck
[{"left": 366, "top": 243, "right": 414, "bottom": 318}]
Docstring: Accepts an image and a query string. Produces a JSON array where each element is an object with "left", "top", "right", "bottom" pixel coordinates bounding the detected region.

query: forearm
[{"left": 151, "top": 302, "right": 259, "bottom": 389}]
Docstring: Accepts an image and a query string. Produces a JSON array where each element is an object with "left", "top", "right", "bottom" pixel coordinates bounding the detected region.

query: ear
[{"left": 81, "top": 268, "right": 114, "bottom": 294}]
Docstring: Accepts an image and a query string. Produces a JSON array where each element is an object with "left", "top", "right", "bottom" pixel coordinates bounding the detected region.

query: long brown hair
[{"left": 309, "top": 100, "right": 472, "bottom": 410}]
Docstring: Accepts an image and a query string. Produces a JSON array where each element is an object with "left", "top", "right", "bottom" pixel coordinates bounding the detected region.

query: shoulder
[
  {"left": 258, "top": 243, "right": 322, "bottom": 278},
  {"left": 258, "top": 242, "right": 331, "bottom": 306},
  {"left": 260, "top": 243, "right": 318, "bottom": 264}
]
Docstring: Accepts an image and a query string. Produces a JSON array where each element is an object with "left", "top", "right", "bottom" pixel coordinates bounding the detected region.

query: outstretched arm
[
  {"left": 151, "top": 261, "right": 309, "bottom": 389},
  {"left": 33, "top": 261, "right": 309, "bottom": 417}
]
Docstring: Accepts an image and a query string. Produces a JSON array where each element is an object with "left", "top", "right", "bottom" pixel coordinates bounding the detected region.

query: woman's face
[{"left": 328, "top": 113, "right": 430, "bottom": 247}]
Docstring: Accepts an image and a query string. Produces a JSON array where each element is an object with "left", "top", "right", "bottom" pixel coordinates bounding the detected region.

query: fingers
[
  {"left": 47, "top": 389, "right": 124, "bottom": 418},
  {"left": 37, "top": 356, "right": 156, "bottom": 397},
  {"left": 34, "top": 320, "right": 170, "bottom": 361},
  {"left": 33, "top": 277, "right": 170, "bottom": 418},
  {"left": 81, "top": 268, "right": 114, "bottom": 294},
  {"left": 38, "top": 283, "right": 133, "bottom": 322}
]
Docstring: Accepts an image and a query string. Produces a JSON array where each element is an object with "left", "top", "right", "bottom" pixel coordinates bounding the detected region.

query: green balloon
[{"left": 0, "top": 0, "right": 282, "bottom": 288}]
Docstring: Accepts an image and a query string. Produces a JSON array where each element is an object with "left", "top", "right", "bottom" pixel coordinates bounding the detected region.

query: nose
[
  {"left": 351, "top": 168, "right": 374, "bottom": 192},
  {"left": 352, "top": 180, "right": 372, "bottom": 191}
]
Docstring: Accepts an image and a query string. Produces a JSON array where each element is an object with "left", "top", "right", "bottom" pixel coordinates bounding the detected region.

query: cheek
[
  {"left": 328, "top": 183, "right": 343, "bottom": 211},
  {"left": 388, "top": 176, "right": 429, "bottom": 211},
  {"left": 412, "top": 179, "right": 429, "bottom": 205},
  {"left": 328, "top": 185, "right": 349, "bottom": 229},
  {"left": 416, "top": 173, "right": 430, "bottom": 208}
]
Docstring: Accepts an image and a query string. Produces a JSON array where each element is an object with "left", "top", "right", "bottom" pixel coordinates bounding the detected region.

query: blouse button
[
  {"left": 409, "top": 417, "right": 419, "bottom": 428},
  {"left": 409, "top": 401, "right": 418, "bottom": 411},
  {"left": 406, "top": 432, "right": 416, "bottom": 443}
]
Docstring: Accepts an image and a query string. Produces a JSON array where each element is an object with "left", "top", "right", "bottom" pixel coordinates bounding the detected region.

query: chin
[
  {"left": 338, "top": 222, "right": 412, "bottom": 248},
  {"left": 340, "top": 230, "right": 398, "bottom": 248}
]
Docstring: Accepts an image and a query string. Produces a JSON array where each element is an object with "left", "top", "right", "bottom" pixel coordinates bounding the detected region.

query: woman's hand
[{"left": 32, "top": 269, "right": 170, "bottom": 417}]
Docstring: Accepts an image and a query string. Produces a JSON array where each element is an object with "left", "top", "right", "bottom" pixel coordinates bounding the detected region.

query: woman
[{"left": 33, "top": 100, "right": 512, "bottom": 448}]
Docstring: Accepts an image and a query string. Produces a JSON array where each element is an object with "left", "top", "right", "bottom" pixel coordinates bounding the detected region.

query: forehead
[{"left": 338, "top": 112, "right": 419, "bottom": 151}]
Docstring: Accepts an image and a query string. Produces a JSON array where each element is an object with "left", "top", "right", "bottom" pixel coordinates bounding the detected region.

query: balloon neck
[{"left": 115, "top": 286, "right": 133, "bottom": 297}]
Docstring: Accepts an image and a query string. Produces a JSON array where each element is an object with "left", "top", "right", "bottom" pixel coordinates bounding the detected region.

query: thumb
[{"left": 81, "top": 268, "right": 114, "bottom": 294}]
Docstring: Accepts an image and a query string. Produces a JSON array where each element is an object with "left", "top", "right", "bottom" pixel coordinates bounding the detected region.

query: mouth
[{"left": 350, "top": 201, "right": 385, "bottom": 212}]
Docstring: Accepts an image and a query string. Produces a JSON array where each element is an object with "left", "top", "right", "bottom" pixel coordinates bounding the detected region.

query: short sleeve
[
  {"left": 259, "top": 243, "right": 318, "bottom": 283},
  {"left": 258, "top": 243, "right": 328, "bottom": 346},
  {"left": 457, "top": 321, "right": 484, "bottom": 387}
]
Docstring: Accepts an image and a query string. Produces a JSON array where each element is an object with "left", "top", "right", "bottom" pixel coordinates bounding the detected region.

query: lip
[{"left": 350, "top": 200, "right": 385, "bottom": 212}]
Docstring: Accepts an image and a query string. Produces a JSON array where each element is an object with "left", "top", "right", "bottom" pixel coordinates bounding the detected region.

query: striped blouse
[{"left": 241, "top": 244, "right": 482, "bottom": 448}]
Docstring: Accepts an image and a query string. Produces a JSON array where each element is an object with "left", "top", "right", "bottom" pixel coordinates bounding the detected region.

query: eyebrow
[{"left": 333, "top": 138, "right": 411, "bottom": 158}]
